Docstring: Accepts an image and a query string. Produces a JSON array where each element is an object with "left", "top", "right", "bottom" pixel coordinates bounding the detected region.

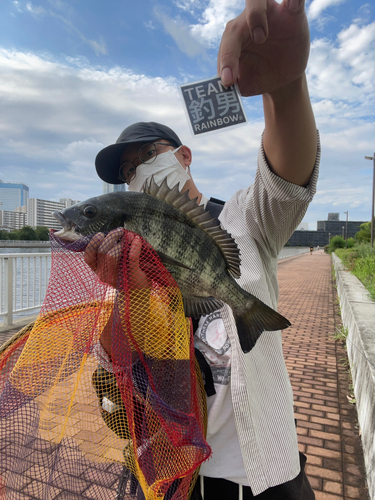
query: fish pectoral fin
[
  {"left": 183, "top": 297, "right": 224, "bottom": 319},
  {"left": 156, "top": 252, "right": 192, "bottom": 271},
  {"left": 235, "top": 298, "right": 291, "bottom": 353}
]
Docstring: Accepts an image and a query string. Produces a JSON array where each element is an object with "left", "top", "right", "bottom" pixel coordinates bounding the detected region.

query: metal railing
[
  {"left": 0, "top": 240, "right": 50, "bottom": 247},
  {"left": 278, "top": 247, "right": 311, "bottom": 259},
  {"left": 0, "top": 253, "right": 51, "bottom": 326},
  {"left": 0, "top": 247, "right": 310, "bottom": 327}
]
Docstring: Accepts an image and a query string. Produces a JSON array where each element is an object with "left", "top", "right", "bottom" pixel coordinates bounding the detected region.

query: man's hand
[
  {"left": 217, "top": 0, "right": 310, "bottom": 96},
  {"left": 84, "top": 228, "right": 150, "bottom": 289}
]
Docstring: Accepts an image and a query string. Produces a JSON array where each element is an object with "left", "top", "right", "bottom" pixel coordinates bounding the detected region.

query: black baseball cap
[{"left": 95, "top": 122, "right": 182, "bottom": 184}]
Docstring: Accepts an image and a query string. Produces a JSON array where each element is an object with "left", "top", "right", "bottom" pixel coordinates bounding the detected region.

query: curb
[
  {"left": 332, "top": 253, "right": 375, "bottom": 499},
  {"left": 0, "top": 314, "right": 38, "bottom": 334}
]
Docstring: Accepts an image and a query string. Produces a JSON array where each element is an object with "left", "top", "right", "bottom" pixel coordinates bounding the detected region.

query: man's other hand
[
  {"left": 84, "top": 228, "right": 150, "bottom": 289},
  {"left": 217, "top": 0, "right": 310, "bottom": 96}
]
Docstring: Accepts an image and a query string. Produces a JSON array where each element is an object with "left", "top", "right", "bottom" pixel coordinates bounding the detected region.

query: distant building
[
  {"left": 0, "top": 210, "right": 27, "bottom": 230},
  {"left": 316, "top": 219, "right": 363, "bottom": 239},
  {"left": 27, "top": 199, "right": 66, "bottom": 230},
  {"left": 0, "top": 181, "right": 29, "bottom": 211},
  {"left": 327, "top": 213, "right": 339, "bottom": 221},
  {"left": 287, "top": 213, "right": 367, "bottom": 246},
  {"left": 296, "top": 222, "right": 309, "bottom": 231},
  {"left": 103, "top": 182, "right": 126, "bottom": 194},
  {"left": 59, "top": 198, "right": 80, "bottom": 208}
]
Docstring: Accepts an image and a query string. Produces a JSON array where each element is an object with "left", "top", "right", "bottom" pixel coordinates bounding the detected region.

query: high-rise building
[
  {"left": 0, "top": 210, "right": 27, "bottom": 230},
  {"left": 103, "top": 182, "right": 126, "bottom": 194},
  {"left": 59, "top": 198, "right": 80, "bottom": 208},
  {"left": 27, "top": 199, "right": 66, "bottom": 230},
  {"left": 0, "top": 181, "right": 29, "bottom": 211}
]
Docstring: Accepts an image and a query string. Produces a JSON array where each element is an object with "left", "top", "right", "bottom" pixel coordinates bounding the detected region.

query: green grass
[
  {"left": 333, "top": 325, "right": 348, "bottom": 342},
  {"left": 335, "top": 244, "right": 375, "bottom": 300}
]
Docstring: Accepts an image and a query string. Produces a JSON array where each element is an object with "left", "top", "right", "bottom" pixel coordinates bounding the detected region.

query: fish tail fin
[{"left": 234, "top": 299, "right": 291, "bottom": 353}]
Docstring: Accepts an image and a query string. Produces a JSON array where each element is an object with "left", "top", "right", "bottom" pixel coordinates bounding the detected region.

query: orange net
[{"left": 0, "top": 231, "right": 210, "bottom": 499}]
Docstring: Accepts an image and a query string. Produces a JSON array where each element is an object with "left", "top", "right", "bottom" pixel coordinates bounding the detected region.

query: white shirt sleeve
[{"left": 231, "top": 132, "right": 320, "bottom": 259}]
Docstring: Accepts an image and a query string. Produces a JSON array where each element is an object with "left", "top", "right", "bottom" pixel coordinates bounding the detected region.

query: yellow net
[{"left": 0, "top": 231, "right": 210, "bottom": 499}]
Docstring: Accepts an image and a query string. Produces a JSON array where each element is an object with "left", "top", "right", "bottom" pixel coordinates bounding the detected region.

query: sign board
[{"left": 180, "top": 76, "right": 247, "bottom": 136}]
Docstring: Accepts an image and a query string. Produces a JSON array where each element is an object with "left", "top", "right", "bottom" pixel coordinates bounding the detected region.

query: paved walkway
[
  {"left": 0, "top": 251, "right": 368, "bottom": 499},
  {"left": 278, "top": 250, "right": 368, "bottom": 500}
]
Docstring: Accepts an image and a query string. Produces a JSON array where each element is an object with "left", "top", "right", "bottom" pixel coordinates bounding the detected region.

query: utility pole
[
  {"left": 365, "top": 154, "right": 375, "bottom": 247},
  {"left": 344, "top": 211, "right": 348, "bottom": 249}
]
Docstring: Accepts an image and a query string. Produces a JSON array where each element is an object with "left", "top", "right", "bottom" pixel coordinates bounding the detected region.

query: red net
[{"left": 0, "top": 230, "right": 210, "bottom": 499}]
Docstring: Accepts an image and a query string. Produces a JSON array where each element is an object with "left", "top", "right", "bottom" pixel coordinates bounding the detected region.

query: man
[{"left": 87, "top": 1, "right": 319, "bottom": 498}]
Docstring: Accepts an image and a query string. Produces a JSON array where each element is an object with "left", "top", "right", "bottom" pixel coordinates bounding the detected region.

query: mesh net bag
[{"left": 0, "top": 230, "right": 210, "bottom": 500}]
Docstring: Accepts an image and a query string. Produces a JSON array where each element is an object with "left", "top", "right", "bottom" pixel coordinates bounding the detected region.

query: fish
[{"left": 53, "top": 177, "right": 291, "bottom": 353}]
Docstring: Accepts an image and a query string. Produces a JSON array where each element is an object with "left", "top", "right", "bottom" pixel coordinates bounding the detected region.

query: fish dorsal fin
[{"left": 144, "top": 176, "right": 241, "bottom": 278}]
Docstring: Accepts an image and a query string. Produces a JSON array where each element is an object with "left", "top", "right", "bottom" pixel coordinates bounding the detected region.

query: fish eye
[{"left": 83, "top": 206, "right": 97, "bottom": 218}]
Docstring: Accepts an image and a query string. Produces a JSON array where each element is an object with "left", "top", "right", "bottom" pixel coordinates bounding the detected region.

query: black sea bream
[{"left": 53, "top": 177, "right": 290, "bottom": 353}]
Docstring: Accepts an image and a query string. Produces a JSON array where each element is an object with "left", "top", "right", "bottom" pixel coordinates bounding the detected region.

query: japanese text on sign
[{"left": 180, "top": 76, "right": 247, "bottom": 136}]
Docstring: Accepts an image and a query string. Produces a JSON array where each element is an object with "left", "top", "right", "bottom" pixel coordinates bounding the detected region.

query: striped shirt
[{"left": 196, "top": 135, "right": 320, "bottom": 495}]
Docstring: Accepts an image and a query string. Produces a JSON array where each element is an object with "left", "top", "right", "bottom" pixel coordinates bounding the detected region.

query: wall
[{"left": 332, "top": 254, "right": 375, "bottom": 500}]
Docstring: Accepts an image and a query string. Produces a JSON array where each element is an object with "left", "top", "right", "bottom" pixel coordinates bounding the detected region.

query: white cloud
[
  {"left": 12, "top": 1, "right": 106, "bottom": 56},
  {"left": 307, "top": 0, "right": 347, "bottom": 21},
  {"left": 160, "top": 0, "right": 242, "bottom": 52},
  {"left": 353, "top": 4, "right": 372, "bottom": 25},
  {"left": 173, "top": 0, "right": 204, "bottom": 15},
  {"left": 144, "top": 20, "right": 156, "bottom": 31},
  {"left": 307, "top": 21, "right": 375, "bottom": 114},
  {"left": 25, "top": 2, "right": 46, "bottom": 15},
  {"left": 313, "top": 187, "right": 371, "bottom": 208},
  {"left": 13, "top": 1, "right": 23, "bottom": 13},
  {"left": 154, "top": 9, "right": 207, "bottom": 58},
  {"left": 189, "top": 0, "right": 243, "bottom": 48},
  {"left": 0, "top": 39, "right": 373, "bottom": 225}
]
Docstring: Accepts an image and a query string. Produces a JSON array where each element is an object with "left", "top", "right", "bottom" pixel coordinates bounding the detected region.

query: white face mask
[{"left": 128, "top": 146, "right": 191, "bottom": 193}]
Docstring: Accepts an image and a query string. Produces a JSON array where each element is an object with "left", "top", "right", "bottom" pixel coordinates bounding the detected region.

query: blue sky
[{"left": 0, "top": 0, "right": 374, "bottom": 230}]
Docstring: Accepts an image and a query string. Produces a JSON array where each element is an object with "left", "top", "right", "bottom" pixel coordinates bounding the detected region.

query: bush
[
  {"left": 347, "top": 237, "right": 355, "bottom": 249},
  {"left": 329, "top": 235, "right": 345, "bottom": 253},
  {"left": 336, "top": 244, "right": 375, "bottom": 300},
  {"left": 324, "top": 244, "right": 330, "bottom": 254}
]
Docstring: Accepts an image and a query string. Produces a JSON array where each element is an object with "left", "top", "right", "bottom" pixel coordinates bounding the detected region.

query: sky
[{"left": 0, "top": 0, "right": 374, "bottom": 230}]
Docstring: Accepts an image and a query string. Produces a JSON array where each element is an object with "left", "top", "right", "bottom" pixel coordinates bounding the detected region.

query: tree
[
  {"left": 8, "top": 230, "right": 20, "bottom": 240},
  {"left": 0, "top": 230, "right": 10, "bottom": 240},
  {"left": 355, "top": 221, "right": 371, "bottom": 243},
  {"left": 18, "top": 226, "right": 37, "bottom": 240},
  {"left": 35, "top": 226, "right": 50, "bottom": 241}
]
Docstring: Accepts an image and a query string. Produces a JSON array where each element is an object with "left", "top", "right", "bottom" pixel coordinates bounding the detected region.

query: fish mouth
[{"left": 53, "top": 211, "right": 82, "bottom": 241}]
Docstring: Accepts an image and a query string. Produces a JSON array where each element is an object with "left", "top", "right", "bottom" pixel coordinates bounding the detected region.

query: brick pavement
[
  {"left": 278, "top": 250, "right": 368, "bottom": 500},
  {"left": 0, "top": 251, "right": 369, "bottom": 499}
]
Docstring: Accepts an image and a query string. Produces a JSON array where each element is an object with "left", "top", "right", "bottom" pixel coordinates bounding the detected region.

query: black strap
[
  {"left": 195, "top": 348, "right": 216, "bottom": 397},
  {"left": 206, "top": 198, "right": 225, "bottom": 220}
]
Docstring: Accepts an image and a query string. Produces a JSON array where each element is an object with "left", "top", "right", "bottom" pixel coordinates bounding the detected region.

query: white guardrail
[
  {"left": 0, "top": 253, "right": 51, "bottom": 326},
  {"left": 0, "top": 247, "right": 310, "bottom": 327}
]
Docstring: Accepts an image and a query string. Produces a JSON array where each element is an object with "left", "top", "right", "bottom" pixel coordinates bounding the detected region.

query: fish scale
[{"left": 53, "top": 178, "right": 291, "bottom": 353}]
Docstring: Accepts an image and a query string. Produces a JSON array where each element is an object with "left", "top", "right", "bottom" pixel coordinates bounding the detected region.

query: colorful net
[{"left": 0, "top": 230, "right": 210, "bottom": 499}]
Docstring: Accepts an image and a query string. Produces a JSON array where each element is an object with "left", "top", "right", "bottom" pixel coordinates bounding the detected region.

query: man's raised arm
[{"left": 217, "top": 0, "right": 317, "bottom": 187}]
